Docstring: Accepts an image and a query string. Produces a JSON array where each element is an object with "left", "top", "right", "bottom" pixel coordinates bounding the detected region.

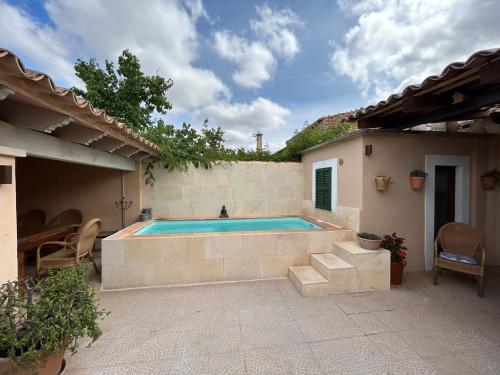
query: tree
[{"left": 73, "top": 49, "right": 173, "bottom": 133}]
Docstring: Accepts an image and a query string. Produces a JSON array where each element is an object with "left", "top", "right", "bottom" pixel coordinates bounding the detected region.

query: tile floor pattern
[{"left": 65, "top": 270, "right": 500, "bottom": 374}]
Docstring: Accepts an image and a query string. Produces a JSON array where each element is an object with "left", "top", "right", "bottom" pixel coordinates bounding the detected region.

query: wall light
[
  {"left": 365, "top": 144, "right": 373, "bottom": 156},
  {"left": 0, "top": 165, "right": 12, "bottom": 184}
]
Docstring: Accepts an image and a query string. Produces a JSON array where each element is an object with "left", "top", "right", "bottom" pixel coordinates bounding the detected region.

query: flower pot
[
  {"left": 357, "top": 236, "right": 382, "bottom": 250},
  {"left": 390, "top": 261, "right": 406, "bottom": 285},
  {"left": 0, "top": 351, "right": 65, "bottom": 375},
  {"left": 481, "top": 176, "right": 496, "bottom": 190},
  {"left": 409, "top": 176, "right": 425, "bottom": 190},
  {"left": 375, "top": 176, "right": 391, "bottom": 192}
]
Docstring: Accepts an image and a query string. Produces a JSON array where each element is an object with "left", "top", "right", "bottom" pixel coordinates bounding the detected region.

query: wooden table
[{"left": 17, "top": 225, "right": 76, "bottom": 281}]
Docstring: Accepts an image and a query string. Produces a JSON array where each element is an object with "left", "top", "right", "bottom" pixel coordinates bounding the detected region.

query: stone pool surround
[{"left": 101, "top": 215, "right": 353, "bottom": 290}]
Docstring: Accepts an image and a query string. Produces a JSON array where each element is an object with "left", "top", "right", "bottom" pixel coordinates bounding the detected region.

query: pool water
[{"left": 133, "top": 217, "right": 321, "bottom": 235}]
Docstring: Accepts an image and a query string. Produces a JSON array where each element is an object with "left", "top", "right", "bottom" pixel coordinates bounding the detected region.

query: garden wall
[{"left": 142, "top": 161, "right": 304, "bottom": 218}]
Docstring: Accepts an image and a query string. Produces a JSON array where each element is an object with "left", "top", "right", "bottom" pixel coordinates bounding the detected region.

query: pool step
[
  {"left": 288, "top": 266, "right": 329, "bottom": 297},
  {"left": 311, "top": 254, "right": 356, "bottom": 294}
]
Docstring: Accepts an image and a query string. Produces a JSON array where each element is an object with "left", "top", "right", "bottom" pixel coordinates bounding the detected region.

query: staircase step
[
  {"left": 311, "top": 254, "right": 356, "bottom": 294},
  {"left": 333, "top": 241, "right": 390, "bottom": 292},
  {"left": 289, "top": 266, "right": 329, "bottom": 297}
]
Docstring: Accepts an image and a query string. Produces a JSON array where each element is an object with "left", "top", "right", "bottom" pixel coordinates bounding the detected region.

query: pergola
[{"left": 345, "top": 48, "right": 500, "bottom": 130}]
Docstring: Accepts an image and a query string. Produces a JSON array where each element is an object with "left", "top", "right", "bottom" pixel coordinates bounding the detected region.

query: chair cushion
[{"left": 439, "top": 251, "right": 478, "bottom": 265}]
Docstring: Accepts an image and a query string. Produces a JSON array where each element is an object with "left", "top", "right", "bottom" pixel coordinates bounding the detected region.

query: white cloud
[
  {"left": 214, "top": 31, "right": 276, "bottom": 89},
  {"left": 0, "top": 1, "right": 79, "bottom": 86},
  {"left": 250, "top": 4, "right": 302, "bottom": 61},
  {"left": 331, "top": 0, "right": 500, "bottom": 101}
]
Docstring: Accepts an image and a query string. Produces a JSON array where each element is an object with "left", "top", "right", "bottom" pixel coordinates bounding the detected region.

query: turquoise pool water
[{"left": 133, "top": 217, "right": 321, "bottom": 235}]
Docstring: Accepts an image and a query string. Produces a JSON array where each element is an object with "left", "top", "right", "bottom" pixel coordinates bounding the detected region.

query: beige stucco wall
[
  {"left": 142, "top": 162, "right": 304, "bottom": 218},
  {"left": 360, "top": 133, "right": 496, "bottom": 271},
  {"left": 301, "top": 136, "right": 363, "bottom": 230},
  {"left": 0, "top": 148, "right": 24, "bottom": 283},
  {"left": 16, "top": 157, "right": 142, "bottom": 231}
]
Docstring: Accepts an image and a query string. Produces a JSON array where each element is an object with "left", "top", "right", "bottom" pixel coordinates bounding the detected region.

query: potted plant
[
  {"left": 409, "top": 170, "right": 428, "bottom": 190},
  {"left": 480, "top": 170, "right": 499, "bottom": 190},
  {"left": 0, "top": 264, "right": 107, "bottom": 375},
  {"left": 357, "top": 232, "right": 383, "bottom": 250},
  {"left": 381, "top": 233, "right": 408, "bottom": 285},
  {"left": 374, "top": 176, "right": 391, "bottom": 192}
]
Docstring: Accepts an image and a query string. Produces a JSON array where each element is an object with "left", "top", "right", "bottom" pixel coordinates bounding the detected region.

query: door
[{"left": 434, "top": 166, "right": 456, "bottom": 237}]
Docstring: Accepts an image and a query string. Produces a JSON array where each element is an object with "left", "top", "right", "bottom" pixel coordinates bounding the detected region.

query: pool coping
[{"left": 106, "top": 215, "right": 343, "bottom": 241}]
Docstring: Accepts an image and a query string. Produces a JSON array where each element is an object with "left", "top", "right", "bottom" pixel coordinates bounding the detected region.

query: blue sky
[{"left": 1, "top": 0, "right": 499, "bottom": 150}]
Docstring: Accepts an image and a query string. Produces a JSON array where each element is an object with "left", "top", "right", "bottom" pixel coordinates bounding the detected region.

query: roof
[
  {"left": 344, "top": 48, "right": 500, "bottom": 129},
  {"left": 0, "top": 48, "right": 159, "bottom": 158}
]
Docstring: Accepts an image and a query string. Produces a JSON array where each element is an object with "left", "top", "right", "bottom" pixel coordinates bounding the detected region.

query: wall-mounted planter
[
  {"left": 409, "top": 176, "right": 425, "bottom": 190},
  {"left": 375, "top": 176, "right": 391, "bottom": 192},
  {"left": 481, "top": 176, "right": 496, "bottom": 190}
]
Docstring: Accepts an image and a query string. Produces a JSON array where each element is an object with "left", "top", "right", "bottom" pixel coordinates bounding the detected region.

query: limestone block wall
[{"left": 143, "top": 162, "right": 304, "bottom": 218}]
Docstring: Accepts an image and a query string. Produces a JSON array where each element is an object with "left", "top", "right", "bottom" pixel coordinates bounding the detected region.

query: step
[
  {"left": 332, "top": 241, "right": 390, "bottom": 292},
  {"left": 288, "top": 266, "right": 329, "bottom": 297},
  {"left": 311, "top": 254, "right": 356, "bottom": 294}
]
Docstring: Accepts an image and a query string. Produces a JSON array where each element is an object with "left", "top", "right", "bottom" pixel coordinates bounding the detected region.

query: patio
[{"left": 65, "top": 268, "right": 500, "bottom": 374}]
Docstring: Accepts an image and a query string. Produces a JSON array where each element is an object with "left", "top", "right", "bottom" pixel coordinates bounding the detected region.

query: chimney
[{"left": 254, "top": 132, "right": 263, "bottom": 151}]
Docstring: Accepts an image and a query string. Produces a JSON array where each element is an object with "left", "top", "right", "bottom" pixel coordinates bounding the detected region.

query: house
[{"left": 301, "top": 48, "right": 500, "bottom": 272}]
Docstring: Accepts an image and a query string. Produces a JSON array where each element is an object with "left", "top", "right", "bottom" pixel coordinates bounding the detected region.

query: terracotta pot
[
  {"left": 390, "top": 261, "right": 406, "bottom": 285},
  {"left": 357, "top": 236, "right": 382, "bottom": 250},
  {"left": 409, "top": 176, "right": 425, "bottom": 190},
  {"left": 481, "top": 176, "right": 496, "bottom": 190},
  {"left": 375, "top": 176, "right": 391, "bottom": 192},
  {"left": 0, "top": 351, "right": 65, "bottom": 375}
]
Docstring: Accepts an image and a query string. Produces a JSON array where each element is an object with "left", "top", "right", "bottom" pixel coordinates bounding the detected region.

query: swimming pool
[{"left": 133, "top": 217, "right": 322, "bottom": 235}]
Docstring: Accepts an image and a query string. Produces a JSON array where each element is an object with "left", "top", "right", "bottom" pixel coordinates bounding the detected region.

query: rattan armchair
[
  {"left": 433, "top": 222, "right": 486, "bottom": 297},
  {"left": 36, "top": 218, "right": 102, "bottom": 278}
]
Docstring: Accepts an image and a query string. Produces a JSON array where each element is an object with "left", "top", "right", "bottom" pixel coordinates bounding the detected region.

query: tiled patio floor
[{"left": 65, "top": 269, "right": 500, "bottom": 374}]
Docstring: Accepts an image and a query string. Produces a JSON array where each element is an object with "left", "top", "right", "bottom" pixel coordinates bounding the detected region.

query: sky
[{"left": 1, "top": 0, "right": 499, "bottom": 151}]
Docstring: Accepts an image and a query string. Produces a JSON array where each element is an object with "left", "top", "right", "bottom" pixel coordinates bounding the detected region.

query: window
[{"left": 315, "top": 167, "right": 332, "bottom": 211}]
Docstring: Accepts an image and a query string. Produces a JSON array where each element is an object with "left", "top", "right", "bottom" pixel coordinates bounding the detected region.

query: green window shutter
[{"left": 315, "top": 167, "right": 332, "bottom": 211}]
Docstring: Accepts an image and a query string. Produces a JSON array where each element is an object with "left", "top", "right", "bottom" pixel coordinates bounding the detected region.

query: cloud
[
  {"left": 0, "top": 1, "right": 78, "bottom": 86},
  {"left": 213, "top": 31, "right": 276, "bottom": 89},
  {"left": 250, "top": 4, "right": 302, "bottom": 61},
  {"left": 331, "top": 0, "right": 500, "bottom": 101},
  {"left": 197, "top": 97, "right": 290, "bottom": 148}
]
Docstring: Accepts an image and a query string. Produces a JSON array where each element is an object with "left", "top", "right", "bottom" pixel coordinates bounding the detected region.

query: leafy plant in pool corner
[
  {"left": 0, "top": 263, "right": 108, "bottom": 370},
  {"left": 381, "top": 233, "right": 408, "bottom": 263}
]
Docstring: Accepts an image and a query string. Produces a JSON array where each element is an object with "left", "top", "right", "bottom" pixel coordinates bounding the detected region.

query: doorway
[
  {"left": 434, "top": 166, "right": 456, "bottom": 237},
  {"left": 424, "top": 155, "right": 470, "bottom": 271}
]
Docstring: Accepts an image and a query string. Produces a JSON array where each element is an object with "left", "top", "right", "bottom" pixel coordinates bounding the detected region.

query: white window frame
[{"left": 312, "top": 158, "right": 338, "bottom": 212}]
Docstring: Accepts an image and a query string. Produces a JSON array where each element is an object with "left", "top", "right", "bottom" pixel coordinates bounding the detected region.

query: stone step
[
  {"left": 288, "top": 266, "right": 329, "bottom": 297},
  {"left": 311, "top": 253, "right": 356, "bottom": 294},
  {"left": 333, "top": 241, "right": 390, "bottom": 292}
]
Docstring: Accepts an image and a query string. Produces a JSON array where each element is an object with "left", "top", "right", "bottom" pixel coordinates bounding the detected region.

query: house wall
[
  {"left": 301, "top": 136, "right": 363, "bottom": 230},
  {"left": 360, "top": 133, "right": 495, "bottom": 271},
  {"left": 142, "top": 162, "right": 304, "bottom": 218},
  {"left": 16, "top": 157, "right": 142, "bottom": 232},
  {"left": 0, "top": 148, "right": 24, "bottom": 284}
]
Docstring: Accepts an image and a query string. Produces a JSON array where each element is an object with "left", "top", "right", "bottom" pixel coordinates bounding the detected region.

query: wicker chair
[
  {"left": 50, "top": 209, "right": 83, "bottom": 226},
  {"left": 433, "top": 222, "right": 486, "bottom": 297},
  {"left": 36, "top": 218, "right": 102, "bottom": 278}
]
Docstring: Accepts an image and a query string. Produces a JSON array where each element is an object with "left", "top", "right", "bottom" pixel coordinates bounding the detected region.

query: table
[{"left": 17, "top": 224, "right": 76, "bottom": 281}]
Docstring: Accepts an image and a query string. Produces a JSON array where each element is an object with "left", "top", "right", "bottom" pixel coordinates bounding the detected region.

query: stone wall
[{"left": 143, "top": 162, "right": 304, "bottom": 218}]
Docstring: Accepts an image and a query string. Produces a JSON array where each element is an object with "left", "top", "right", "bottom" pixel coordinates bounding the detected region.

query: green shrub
[
  {"left": 409, "top": 169, "right": 428, "bottom": 177},
  {"left": 357, "top": 232, "right": 382, "bottom": 240}
]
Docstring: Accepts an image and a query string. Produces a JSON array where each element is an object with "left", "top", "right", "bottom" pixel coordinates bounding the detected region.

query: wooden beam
[{"left": 402, "top": 95, "right": 449, "bottom": 113}]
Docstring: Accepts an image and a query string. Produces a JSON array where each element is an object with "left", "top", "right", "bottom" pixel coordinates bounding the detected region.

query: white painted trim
[
  {"left": 424, "top": 154, "right": 470, "bottom": 271},
  {"left": 0, "top": 120, "right": 135, "bottom": 171},
  {"left": 312, "top": 158, "right": 338, "bottom": 212}
]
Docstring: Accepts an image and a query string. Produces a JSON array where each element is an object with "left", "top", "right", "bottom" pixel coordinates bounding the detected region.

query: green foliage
[
  {"left": 275, "top": 122, "right": 354, "bottom": 161},
  {"left": 381, "top": 233, "right": 408, "bottom": 263},
  {"left": 0, "top": 264, "right": 108, "bottom": 369},
  {"left": 409, "top": 169, "right": 428, "bottom": 177},
  {"left": 357, "top": 232, "right": 382, "bottom": 241},
  {"left": 481, "top": 169, "right": 500, "bottom": 181},
  {"left": 73, "top": 49, "right": 173, "bottom": 133}
]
